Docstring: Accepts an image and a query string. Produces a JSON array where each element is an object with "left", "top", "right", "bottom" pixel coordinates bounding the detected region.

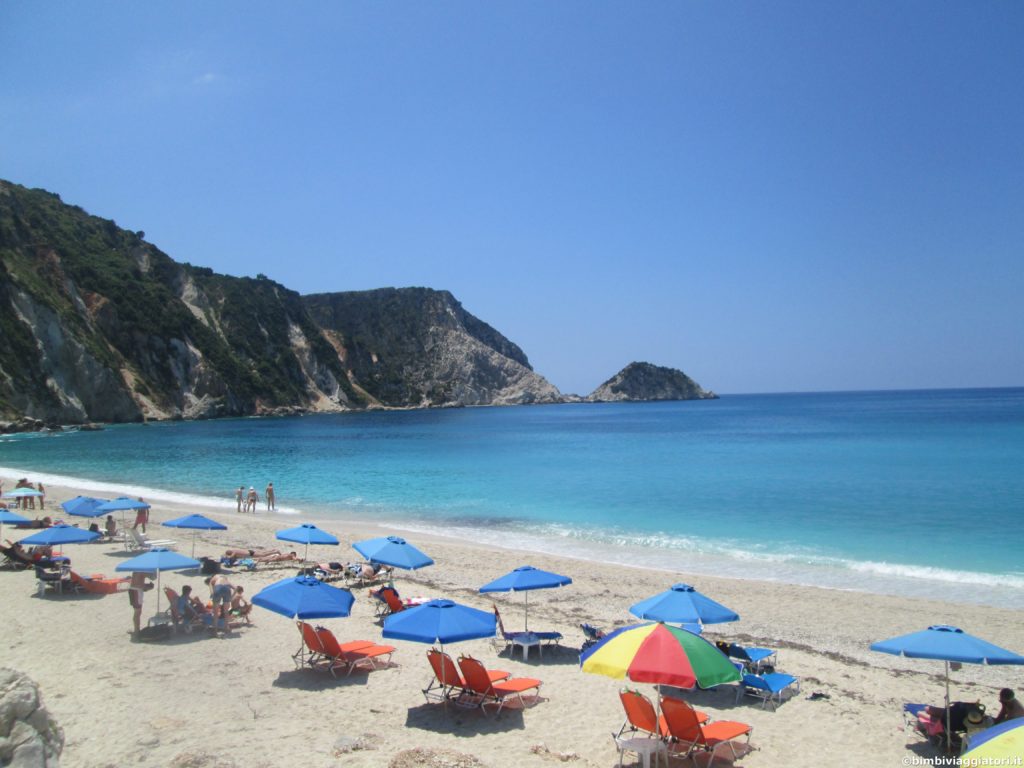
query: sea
[{"left": 2, "top": 388, "right": 1022, "bottom": 609}]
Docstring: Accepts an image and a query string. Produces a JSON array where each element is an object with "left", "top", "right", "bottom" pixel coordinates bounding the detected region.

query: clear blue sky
[{"left": 2, "top": 2, "right": 1022, "bottom": 395}]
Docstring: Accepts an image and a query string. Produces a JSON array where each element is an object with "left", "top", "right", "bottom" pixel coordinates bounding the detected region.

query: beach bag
[{"left": 138, "top": 624, "right": 172, "bottom": 642}]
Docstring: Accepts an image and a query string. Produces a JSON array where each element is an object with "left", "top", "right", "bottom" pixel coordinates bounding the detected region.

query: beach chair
[
  {"left": 493, "top": 606, "right": 563, "bottom": 659},
  {"left": 580, "top": 622, "right": 606, "bottom": 652},
  {"left": 370, "top": 586, "right": 407, "bottom": 619},
  {"left": 164, "top": 587, "right": 212, "bottom": 633},
  {"left": 736, "top": 672, "right": 800, "bottom": 709},
  {"left": 726, "top": 642, "right": 777, "bottom": 673},
  {"left": 457, "top": 655, "right": 542, "bottom": 716},
  {"left": 1, "top": 545, "right": 36, "bottom": 571},
  {"left": 314, "top": 627, "right": 395, "bottom": 677},
  {"left": 616, "top": 689, "right": 709, "bottom": 740},
  {"left": 34, "top": 563, "right": 73, "bottom": 596},
  {"left": 424, "top": 649, "right": 510, "bottom": 704},
  {"left": 296, "top": 621, "right": 327, "bottom": 669},
  {"left": 127, "top": 528, "right": 177, "bottom": 551},
  {"left": 660, "top": 695, "right": 752, "bottom": 767},
  {"left": 69, "top": 570, "right": 129, "bottom": 595}
]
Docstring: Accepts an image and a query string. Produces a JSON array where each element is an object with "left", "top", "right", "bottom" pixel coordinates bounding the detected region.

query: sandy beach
[{"left": 2, "top": 472, "right": 1022, "bottom": 768}]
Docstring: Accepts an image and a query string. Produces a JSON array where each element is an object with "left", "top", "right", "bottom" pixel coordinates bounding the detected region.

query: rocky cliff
[
  {"left": 587, "top": 362, "right": 717, "bottom": 402},
  {"left": 304, "top": 288, "right": 562, "bottom": 407},
  {"left": 0, "top": 180, "right": 561, "bottom": 425}
]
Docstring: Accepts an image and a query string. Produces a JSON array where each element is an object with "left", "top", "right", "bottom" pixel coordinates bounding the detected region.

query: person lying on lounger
[
  {"left": 252, "top": 550, "right": 298, "bottom": 563},
  {"left": 224, "top": 547, "right": 282, "bottom": 559}
]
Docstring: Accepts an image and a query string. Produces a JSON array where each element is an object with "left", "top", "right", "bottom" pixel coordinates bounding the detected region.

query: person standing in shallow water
[
  {"left": 265, "top": 482, "right": 275, "bottom": 511},
  {"left": 246, "top": 487, "right": 258, "bottom": 513},
  {"left": 235, "top": 486, "right": 244, "bottom": 513}
]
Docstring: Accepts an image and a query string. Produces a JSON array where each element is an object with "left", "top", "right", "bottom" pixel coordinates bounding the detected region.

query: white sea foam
[
  {"left": 385, "top": 516, "right": 1024, "bottom": 609},
  {"left": 0, "top": 465, "right": 301, "bottom": 516}
]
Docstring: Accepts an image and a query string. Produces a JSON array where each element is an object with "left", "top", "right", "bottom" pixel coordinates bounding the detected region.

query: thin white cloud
[{"left": 193, "top": 72, "right": 219, "bottom": 86}]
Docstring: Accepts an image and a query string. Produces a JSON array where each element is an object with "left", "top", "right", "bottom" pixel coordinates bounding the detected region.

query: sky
[{"left": 2, "top": 2, "right": 1022, "bottom": 395}]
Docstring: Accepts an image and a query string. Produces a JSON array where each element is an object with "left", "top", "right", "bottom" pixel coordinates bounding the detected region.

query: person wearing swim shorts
[
  {"left": 128, "top": 572, "right": 153, "bottom": 637},
  {"left": 206, "top": 574, "right": 234, "bottom": 634}
]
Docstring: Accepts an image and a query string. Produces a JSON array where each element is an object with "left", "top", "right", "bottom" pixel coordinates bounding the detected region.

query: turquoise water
[{"left": 2, "top": 388, "right": 1023, "bottom": 607}]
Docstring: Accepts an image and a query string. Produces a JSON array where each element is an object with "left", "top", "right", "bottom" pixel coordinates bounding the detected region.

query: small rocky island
[{"left": 587, "top": 362, "right": 717, "bottom": 402}]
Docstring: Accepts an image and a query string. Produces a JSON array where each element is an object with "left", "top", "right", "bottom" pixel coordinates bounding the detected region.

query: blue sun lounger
[
  {"left": 728, "top": 643, "right": 777, "bottom": 672},
  {"left": 736, "top": 672, "right": 800, "bottom": 709}
]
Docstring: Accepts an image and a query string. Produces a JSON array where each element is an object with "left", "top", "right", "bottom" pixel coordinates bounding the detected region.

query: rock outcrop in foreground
[
  {"left": 0, "top": 668, "right": 64, "bottom": 767},
  {"left": 587, "top": 361, "right": 717, "bottom": 402}
]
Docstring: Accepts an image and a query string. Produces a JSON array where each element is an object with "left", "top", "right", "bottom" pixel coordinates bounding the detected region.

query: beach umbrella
[
  {"left": 479, "top": 565, "right": 572, "bottom": 631},
  {"left": 580, "top": 622, "right": 741, "bottom": 690},
  {"left": 276, "top": 523, "right": 339, "bottom": 562},
  {"left": 252, "top": 575, "right": 355, "bottom": 664},
  {"left": 115, "top": 548, "right": 201, "bottom": 618},
  {"left": 870, "top": 625, "right": 1024, "bottom": 751},
  {"left": 20, "top": 523, "right": 100, "bottom": 555},
  {"left": 5, "top": 487, "right": 43, "bottom": 498},
  {"left": 96, "top": 496, "right": 150, "bottom": 512},
  {"left": 0, "top": 508, "right": 30, "bottom": 544},
  {"left": 959, "top": 718, "right": 1024, "bottom": 764},
  {"left": 162, "top": 514, "right": 227, "bottom": 557},
  {"left": 353, "top": 536, "right": 433, "bottom": 571},
  {"left": 61, "top": 496, "right": 110, "bottom": 518},
  {"left": 629, "top": 583, "right": 739, "bottom": 628},
  {"left": 383, "top": 599, "right": 496, "bottom": 645},
  {"left": 252, "top": 576, "right": 355, "bottom": 620}
]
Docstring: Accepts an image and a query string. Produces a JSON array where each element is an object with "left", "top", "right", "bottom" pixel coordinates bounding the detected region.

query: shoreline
[
  {"left": 2, "top": 469, "right": 1023, "bottom": 767},
  {"left": 3, "top": 462, "right": 1022, "bottom": 611}
]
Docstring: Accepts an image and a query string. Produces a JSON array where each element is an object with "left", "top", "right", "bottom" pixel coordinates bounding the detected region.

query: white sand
[{"left": 2, "top": 473, "right": 1022, "bottom": 768}]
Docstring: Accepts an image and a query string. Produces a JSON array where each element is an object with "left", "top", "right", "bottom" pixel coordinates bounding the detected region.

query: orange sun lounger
[
  {"left": 661, "top": 695, "right": 752, "bottom": 768},
  {"left": 69, "top": 570, "right": 129, "bottom": 595},
  {"left": 457, "top": 655, "right": 542, "bottom": 716},
  {"left": 424, "top": 648, "right": 510, "bottom": 703},
  {"left": 315, "top": 627, "right": 395, "bottom": 677}
]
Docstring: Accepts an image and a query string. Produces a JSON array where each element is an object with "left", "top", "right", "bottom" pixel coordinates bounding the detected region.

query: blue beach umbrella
[
  {"left": 97, "top": 497, "right": 150, "bottom": 512},
  {"left": 252, "top": 576, "right": 355, "bottom": 620},
  {"left": 871, "top": 625, "right": 1024, "bottom": 750},
  {"left": 20, "top": 523, "right": 101, "bottom": 554},
  {"left": 353, "top": 536, "right": 433, "bottom": 571},
  {"left": 163, "top": 514, "right": 228, "bottom": 557},
  {"left": 480, "top": 565, "right": 572, "bottom": 631},
  {"left": 61, "top": 496, "right": 110, "bottom": 518},
  {"left": 252, "top": 575, "right": 356, "bottom": 664},
  {"left": 383, "top": 599, "right": 496, "bottom": 646},
  {"left": 629, "top": 583, "right": 739, "bottom": 628},
  {"left": 5, "top": 487, "right": 43, "bottom": 498},
  {"left": 115, "top": 548, "right": 201, "bottom": 618},
  {"left": 276, "top": 523, "right": 340, "bottom": 562}
]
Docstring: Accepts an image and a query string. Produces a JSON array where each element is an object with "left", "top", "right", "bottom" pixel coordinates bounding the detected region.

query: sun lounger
[
  {"left": 661, "top": 695, "right": 752, "bottom": 768},
  {"left": 127, "top": 529, "right": 177, "bottom": 551},
  {"left": 164, "top": 587, "right": 213, "bottom": 633},
  {"left": 424, "top": 649, "right": 510, "bottom": 703},
  {"left": 580, "top": 622, "right": 606, "bottom": 652},
  {"left": 69, "top": 570, "right": 129, "bottom": 595},
  {"left": 1, "top": 545, "right": 36, "bottom": 570},
  {"left": 616, "top": 688, "right": 710, "bottom": 741},
  {"left": 314, "top": 627, "right": 395, "bottom": 677},
  {"left": 457, "top": 655, "right": 542, "bottom": 716},
  {"left": 736, "top": 672, "right": 800, "bottom": 709},
  {"left": 493, "top": 606, "right": 562, "bottom": 659},
  {"left": 34, "top": 563, "right": 74, "bottom": 596},
  {"left": 725, "top": 642, "right": 777, "bottom": 672}
]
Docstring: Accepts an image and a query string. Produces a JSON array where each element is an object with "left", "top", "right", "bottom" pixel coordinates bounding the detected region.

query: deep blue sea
[{"left": 2, "top": 388, "right": 1022, "bottom": 608}]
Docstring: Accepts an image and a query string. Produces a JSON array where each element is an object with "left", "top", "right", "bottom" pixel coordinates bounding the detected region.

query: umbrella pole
[
  {"left": 944, "top": 660, "right": 951, "bottom": 753},
  {"left": 191, "top": 532, "right": 197, "bottom": 559},
  {"left": 524, "top": 591, "right": 529, "bottom": 632}
]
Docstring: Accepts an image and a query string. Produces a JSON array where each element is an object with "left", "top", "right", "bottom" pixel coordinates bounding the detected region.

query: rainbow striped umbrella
[
  {"left": 960, "top": 718, "right": 1024, "bottom": 764},
  {"left": 580, "top": 622, "right": 741, "bottom": 689}
]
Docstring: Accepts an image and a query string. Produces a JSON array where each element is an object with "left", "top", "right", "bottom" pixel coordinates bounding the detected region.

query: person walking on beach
[
  {"left": 246, "top": 486, "right": 258, "bottom": 513},
  {"left": 37, "top": 482, "right": 45, "bottom": 509},
  {"left": 133, "top": 500, "right": 149, "bottom": 532},
  {"left": 235, "top": 486, "right": 244, "bottom": 513},
  {"left": 265, "top": 482, "right": 275, "bottom": 511},
  {"left": 128, "top": 571, "right": 153, "bottom": 637}
]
